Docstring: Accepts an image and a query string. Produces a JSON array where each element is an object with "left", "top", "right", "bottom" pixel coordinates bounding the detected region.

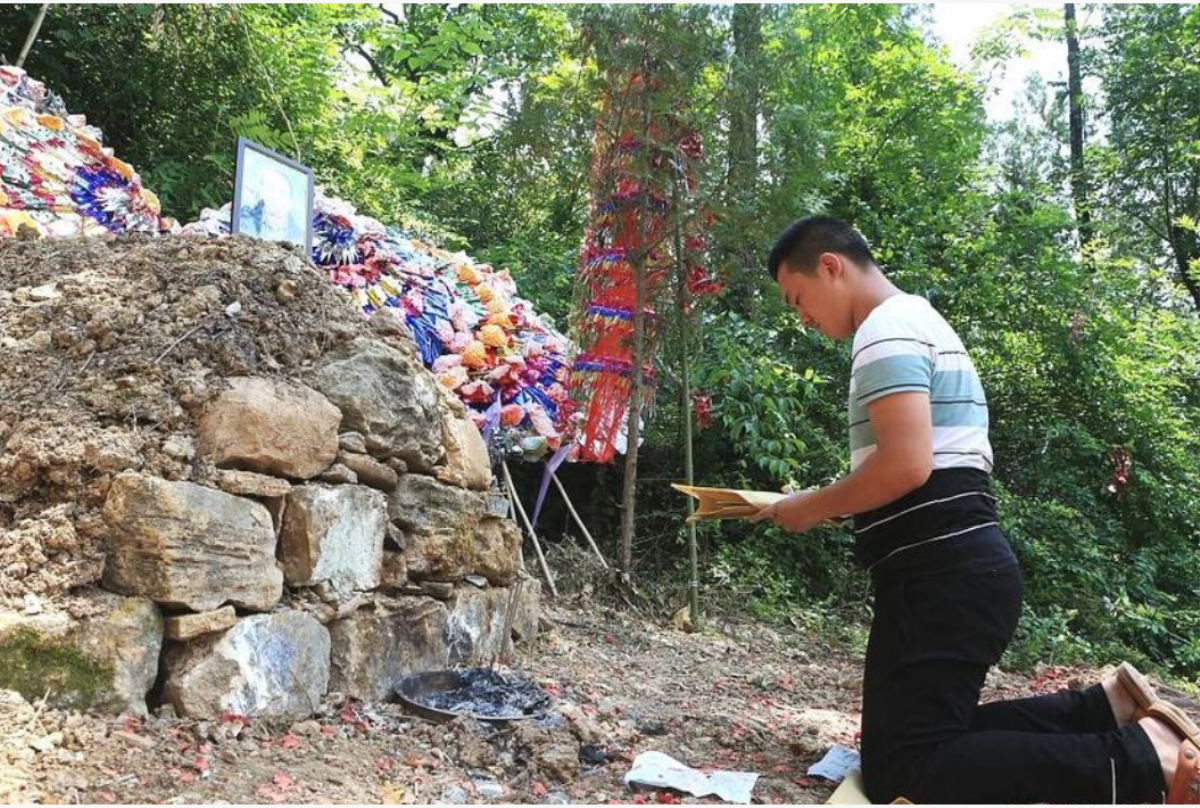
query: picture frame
[{"left": 231, "top": 137, "right": 314, "bottom": 254}]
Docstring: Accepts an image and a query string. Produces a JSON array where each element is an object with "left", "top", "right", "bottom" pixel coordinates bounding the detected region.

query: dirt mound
[{"left": 0, "top": 234, "right": 411, "bottom": 609}]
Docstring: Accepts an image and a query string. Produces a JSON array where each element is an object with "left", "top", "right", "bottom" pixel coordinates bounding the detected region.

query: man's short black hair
[{"left": 768, "top": 215, "right": 876, "bottom": 280}]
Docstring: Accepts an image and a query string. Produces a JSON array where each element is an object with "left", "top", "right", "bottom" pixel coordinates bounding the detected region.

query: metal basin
[{"left": 393, "top": 668, "right": 550, "bottom": 724}]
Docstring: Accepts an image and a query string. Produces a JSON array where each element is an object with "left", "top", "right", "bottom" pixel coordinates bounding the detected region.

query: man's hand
[
  {"left": 750, "top": 489, "right": 826, "bottom": 533},
  {"left": 750, "top": 391, "right": 934, "bottom": 533}
]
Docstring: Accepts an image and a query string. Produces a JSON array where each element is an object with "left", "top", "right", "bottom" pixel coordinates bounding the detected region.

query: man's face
[{"left": 775, "top": 254, "right": 853, "bottom": 340}]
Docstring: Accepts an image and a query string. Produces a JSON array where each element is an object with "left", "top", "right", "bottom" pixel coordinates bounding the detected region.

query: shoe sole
[
  {"left": 1116, "top": 662, "right": 1158, "bottom": 714},
  {"left": 1148, "top": 700, "right": 1200, "bottom": 749}
]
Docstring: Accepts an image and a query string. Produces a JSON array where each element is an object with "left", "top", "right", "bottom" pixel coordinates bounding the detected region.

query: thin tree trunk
[
  {"left": 1065, "top": 3, "right": 1093, "bottom": 254},
  {"left": 15, "top": 4, "right": 50, "bottom": 68},
  {"left": 1171, "top": 239, "right": 1200, "bottom": 313},
  {"left": 674, "top": 208, "right": 700, "bottom": 626},
  {"left": 618, "top": 268, "right": 646, "bottom": 575},
  {"left": 1180, "top": 256, "right": 1200, "bottom": 314},
  {"left": 617, "top": 33, "right": 654, "bottom": 577},
  {"left": 1163, "top": 160, "right": 1200, "bottom": 314},
  {"left": 723, "top": 3, "right": 764, "bottom": 315},
  {"left": 726, "top": 3, "right": 763, "bottom": 201}
]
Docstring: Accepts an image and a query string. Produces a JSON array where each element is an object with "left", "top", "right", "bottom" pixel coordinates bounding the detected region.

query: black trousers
[{"left": 860, "top": 531, "right": 1165, "bottom": 804}]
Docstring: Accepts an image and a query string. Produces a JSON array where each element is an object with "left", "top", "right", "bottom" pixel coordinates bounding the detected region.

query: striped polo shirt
[{"left": 849, "top": 293, "right": 1004, "bottom": 573}]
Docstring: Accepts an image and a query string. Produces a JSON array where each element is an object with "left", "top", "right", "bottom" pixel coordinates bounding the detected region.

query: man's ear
[{"left": 816, "top": 251, "right": 843, "bottom": 280}]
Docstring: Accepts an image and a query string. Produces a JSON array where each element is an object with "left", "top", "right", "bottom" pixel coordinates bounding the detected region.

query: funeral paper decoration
[
  {"left": 0, "top": 66, "right": 175, "bottom": 239},
  {"left": 570, "top": 71, "right": 720, "bottom": 463}
]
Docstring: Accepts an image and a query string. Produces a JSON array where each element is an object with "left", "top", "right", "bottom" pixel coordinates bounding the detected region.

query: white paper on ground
[
  {"left": 806, "top": 744, "right": 862, "bottom": 783},
  {"left": 624, "top": 750, "right": 759, "bottom": 804}
]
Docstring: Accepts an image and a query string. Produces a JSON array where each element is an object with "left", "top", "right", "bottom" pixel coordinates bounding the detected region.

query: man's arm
[{"left": 753, "top": 391, "right": 933, "bottom": 532}]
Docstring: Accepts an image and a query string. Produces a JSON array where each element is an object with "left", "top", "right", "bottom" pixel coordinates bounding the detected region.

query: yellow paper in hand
[{"left": 671, "top": 483, "right": 787, "bottom": 522}]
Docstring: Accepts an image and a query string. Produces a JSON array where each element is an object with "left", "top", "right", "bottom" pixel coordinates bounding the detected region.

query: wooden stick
[
  {"left": 551, "top": 471, "right": 608, "bottom": 569},
  {"left": 509, "top": 496, "right": 528, "bottom": 573},
  {"left": 502, "top": 460, "right": 558, "bottom": 598},
  {"left": 498, "top": 577, "right": 523, "bottom": 665},
  {"left": 24, "top": 686, "right": 51, "bottom": 734}
]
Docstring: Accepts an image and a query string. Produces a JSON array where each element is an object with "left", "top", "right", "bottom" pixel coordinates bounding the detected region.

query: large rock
[
  {"left": 197, "top": 376, "right": 340, "bottom": 479},
  {"left": 446, "top": 586, "right": 512, "bottom": 665},
  {"left": 215, "top": 469, "right": 292, "bottom": 498},
  {"left": 328, "top": 597, "right": 449, "bottom": 701},
  {"left": 0, "top": 594, "right": 161, "bottom": 715},
  {"left": 472, "top": 517, "right": 522, "bottom": 585},
  {"left": 511, "top": 579, "right": 543, "bottom": 644},
  {"left": 436, "top": 413, "right": 492, "bottom": 491},
  {"left": 163, "top": 611, "right": 330, "bottom": 719},
  {"left": 444, "top": 580, "right": 541, "bottom": 664},
  {"left": 388, "top": 474, "right": 486, "bottom": 582},
  {"left": 72, "top": 594, "right": 163, "bottom": 716},
  {"left": 337, "top": 450, "right": 398, "bottom": 492},
  {"left": 338, "top": 431, "right": 367, "bottom": 454},
  {"left": 279, "top": 485, "right": 387, "bottom": 594},
  {"left": 102, "top": 472, "right": 282, "bottom": 612},
  {"left": 310, "top": 340, "right": 444, "bottom": 472},
  {"left": 165, "top": 606, "right": 238, "bottom": 641}
]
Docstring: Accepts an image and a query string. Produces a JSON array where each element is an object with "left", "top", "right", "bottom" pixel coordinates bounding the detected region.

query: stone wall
[{"left": 0, "top": 237, "right": 540, "bottom": 718}]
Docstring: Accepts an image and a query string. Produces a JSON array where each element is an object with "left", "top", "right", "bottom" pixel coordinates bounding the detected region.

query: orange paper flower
[
  {"left": 107, "top": 157, "right": 135, "bottom": 181},
  {"left": 437, "top": 366, "right": 470, "bottom": 389},
  {"left": 462, "top": 340, "right": 488, "bottom": 369},
  {"left": 456, "top": 263, "right": 482, "bottom": 285},
  {"left": 75, "top": 132, "right": 102, "bottom": 153},
  {"left": 2, "top": 108, "right": 32, "bottom": 128},
  {"left": 35, "top": 113, "right": 63, "bottom": 131},
  {"left": 140, "top": 188, "right": 162, "bottom": 214},
  {"left": 479, "top": 324, "right": 509, "bottom": 348},
  {"left": 0, "top": 210, "right": 39, "bottom": 237},
  {"left": 501, "top": 404, "right": 526, "bottom": 427}
]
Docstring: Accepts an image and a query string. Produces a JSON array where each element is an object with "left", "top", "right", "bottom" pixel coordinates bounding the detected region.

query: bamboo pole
[
  {"left": 673, "top": 195, "right": 701, "bottom": 627},
  {"left": 550, "top": 471, "right": 608, "bottom": 569},
  {"left": 502, "top": 460, "right": 558, "bottom": 598}
]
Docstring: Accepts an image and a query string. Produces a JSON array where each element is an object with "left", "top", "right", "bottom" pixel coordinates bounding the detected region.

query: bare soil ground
[{"left": 5, "top": 598, "right": 1175, "bottom": 806}]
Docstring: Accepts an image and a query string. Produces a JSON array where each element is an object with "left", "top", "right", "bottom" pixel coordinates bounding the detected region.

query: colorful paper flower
[
  {"left": 500, "top": 404, "right": 526, "bottom": 427},
  {"left": 462, "top": 340, "right": 489, "bottom": 369},
  {"left": 479, "top": 324, "right": 509, "bottom": 349}
]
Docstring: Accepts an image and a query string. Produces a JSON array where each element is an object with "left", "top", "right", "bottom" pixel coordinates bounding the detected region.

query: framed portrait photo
[{"left": 231, "top": 137, "right": 314, "bottom": 254}]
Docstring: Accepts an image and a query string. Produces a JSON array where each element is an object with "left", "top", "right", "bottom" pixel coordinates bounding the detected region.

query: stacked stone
[{"left": 2, "top": 336, "right": 539, "bottom": 719}]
